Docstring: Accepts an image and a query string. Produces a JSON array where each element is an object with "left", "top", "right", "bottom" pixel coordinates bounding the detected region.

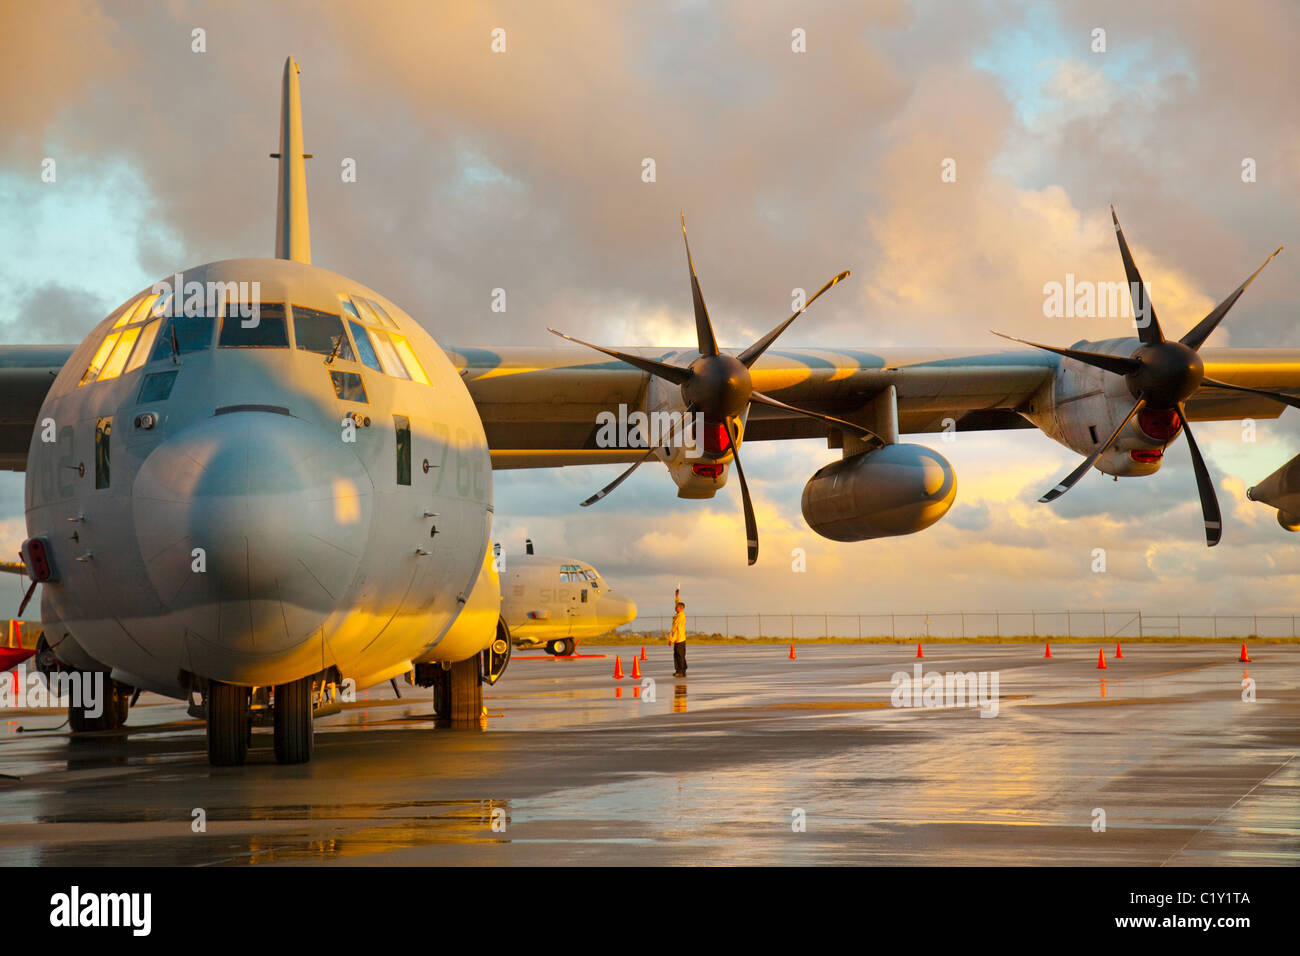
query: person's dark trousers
[{"left": 673, "top": 640, "right": 687, "bottom": 675}]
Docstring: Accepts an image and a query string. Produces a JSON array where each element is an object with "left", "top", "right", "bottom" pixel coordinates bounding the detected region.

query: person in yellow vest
[{"left": 668, "top": 588, "right": 687, "bottom": 677}]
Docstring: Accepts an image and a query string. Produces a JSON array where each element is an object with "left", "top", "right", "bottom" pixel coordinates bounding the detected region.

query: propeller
[
  {"left": 993, "top": 207, "right": 1289, "bottom": 546},
  {"left": 550, "top": 214, "right": 878, "bottom": 565}
]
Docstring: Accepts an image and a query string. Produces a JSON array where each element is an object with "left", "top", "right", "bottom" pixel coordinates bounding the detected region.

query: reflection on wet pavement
[{"left": 0, "top": 643, "right": 1296, "bottom": 864}]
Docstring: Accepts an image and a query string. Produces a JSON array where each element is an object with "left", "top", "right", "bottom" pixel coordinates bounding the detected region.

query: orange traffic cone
[
  {"left": 916, "top": 643, "right": 924, "bottom": 659},
  {"left": 1097, "top": 648, "right": 1107, "bottom": 670},
  {"left": 1239, "top": 643, "right": 1251, "bottom": 663},
  {"left": 631, "top": 656, "right": 641, "bottom": 679},
  {"left": 1115, "top": 643, "right": 1123, "bottom": 659},
  {"left": 613, "top": 655, "right": 623, "bottom": 679},
  {"left": 640, "top": 646, "right": 647, "bottom": 662},
  {"left": 789, "top": 644, "right": 796, "bottom": 660},
  {"left": 1044, "top": 643, "right": 1052, "bottom": 658}
]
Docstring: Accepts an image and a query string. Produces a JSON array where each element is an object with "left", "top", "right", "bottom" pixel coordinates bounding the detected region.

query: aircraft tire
[
  {"left": 208, "top": 681, "right": 251, "bottom": 766},
  {"left": 548, "top": 638, "right": 574, "bottom": 657},
  {"left": 273, "top": 675, "right": 314, "bottom": 765},
  {"left": 448, "top": 657, "right": 482, "bottom": 726},
  {"left": 68, "top": 674, "right": 127, "bottom": 733}
]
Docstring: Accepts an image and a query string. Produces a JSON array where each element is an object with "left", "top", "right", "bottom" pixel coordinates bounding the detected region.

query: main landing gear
[
  {"left": 546, "top": 638, "right": 576, "bottom": 657},
  {"left": 205, "top": 675, "right": 316, "bottom": 766},
  {"left": 417, "top": 657, "right": 482, "bottom": 726}
]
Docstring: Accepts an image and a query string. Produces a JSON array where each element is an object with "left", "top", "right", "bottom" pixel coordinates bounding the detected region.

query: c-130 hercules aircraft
[{"left": 4, "top": 58, "right": 1300, "bottom": 766}]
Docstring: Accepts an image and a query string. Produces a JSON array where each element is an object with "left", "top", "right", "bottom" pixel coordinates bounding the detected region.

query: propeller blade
[
  {"left": 723, "top": 417, "right": 759, "bottom": 565},
  {"left": 681, "top": 214, "right": 719, "bottom": 357},
  {"left": 1200, "top": 376, "right": 1300, "bottom": 410},
  {"left": 580, "top": 446, "right": 660, "bottom": 507},
  {"left": 749, "top": 390, "right": 884, "bottom": 445},
  {"left": 737, "top": 270, "right": 851, "bottom": 369},
  {"left": 547, "top": 328, "right": 691, "bottom": 385},
  {"left": 991, "top": 331, "right": 1141, "bottom": 377},
  {"left": 1178, "top": 405, "right": 1222, "bottom": 547},
  {"left": 1040, "top": 398, "right": 1145, "bottom": 502},
  {"left": 1111, "top": 206, "right": 1164, "bottom": 346},
  {"left": 1179, "top": 246, "right": 1283, "bottom": 351}
]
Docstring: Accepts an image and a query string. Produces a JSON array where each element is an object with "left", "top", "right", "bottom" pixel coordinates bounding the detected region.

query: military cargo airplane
[
  {"left": 3, "top": 57, "right": 1299, "bottom": 765},
  {"left": 498, "top": 542, "right": 636, "bottom": 656}
]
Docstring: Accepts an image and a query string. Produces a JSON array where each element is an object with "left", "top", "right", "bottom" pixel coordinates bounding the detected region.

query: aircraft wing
[
  {"left": 3, "top": 343, "right": 1298, "bottom": 472},
  {"left": 0, "top": 346, "right": 73, "bottom": 471},
  {"left": 449, "top": 345, "right": 1300, "bottom": 468}
]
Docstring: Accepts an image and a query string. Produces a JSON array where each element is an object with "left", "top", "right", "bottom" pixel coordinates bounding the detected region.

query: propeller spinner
[{"left": 549, "top": 215, "right": 879, "bottom": 565}]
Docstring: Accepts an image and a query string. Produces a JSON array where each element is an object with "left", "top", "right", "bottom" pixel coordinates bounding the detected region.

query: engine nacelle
[
  {"left": 801, "top": 444, "right": 956, "bottom": 542},
  {"left": 1247, "top": 451, "right": 1300, "bottom": 532},
  {"left": 1022, "top": 337, "right": 1179, "bottom": 476},
  {"left": 645, "top": 371, "right": 741, "bottom": 499}
]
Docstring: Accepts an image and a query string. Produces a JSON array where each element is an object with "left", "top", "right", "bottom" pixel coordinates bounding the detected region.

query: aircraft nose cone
[
  {"left": 607, "top": 595, "right": 638, "bottom": 627},
  {"left": 133, "top": 410, "right": 373, "bottom": 663}
]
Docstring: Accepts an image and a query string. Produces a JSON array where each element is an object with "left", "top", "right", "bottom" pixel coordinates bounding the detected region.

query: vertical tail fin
[{"left": 272, "top": 56, "right": 311, "bottom": 263}]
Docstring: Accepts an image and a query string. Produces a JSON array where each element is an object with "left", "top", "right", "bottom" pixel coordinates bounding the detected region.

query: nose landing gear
[{"left": 67, "top": 675, "right": 132, "bottom": 733}]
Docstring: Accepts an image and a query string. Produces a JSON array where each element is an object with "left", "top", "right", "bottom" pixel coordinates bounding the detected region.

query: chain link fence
[{"left": 619, "top": 610, "right": 1300, "bottom": 640}]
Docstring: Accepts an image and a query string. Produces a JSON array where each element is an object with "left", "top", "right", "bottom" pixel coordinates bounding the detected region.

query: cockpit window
[
  {"left": 218, "top": 303, "right": 289, "bottom": 348},
  {"left": 293, "top": 306, "right": 355, "bottom": 361},
  {"left": 341, "top": 293, "right": 431, "bottom": 384},
  {"left": 364, "top": 297, "right": 400, "bottom": 329},
  {"left": 79, "top": 294, "right": 171, "bottom": 385},
  {"left": 149, "top": 313, "right": 215, "bottom": 363},
  {"left": 348, "top": 320, "right": 383, "bottom": 372},
  {"left": 138, "top": 370, "right": 178, "bottom": 403},
  {"left": 330, "top": 370, "right": 368, "bottom": 403},
  {"left": 94, "top": 417, "right": 111, "bottom": 489}
]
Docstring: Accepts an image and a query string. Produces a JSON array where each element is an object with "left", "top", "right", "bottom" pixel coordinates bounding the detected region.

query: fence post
[
  {"left": 995, "top": 612, "right": 1000, "bottom": 637},
  {"left": 961, "top": 612, "right": 966, "bottom": 638},
  {"left": 1032, "top": 611, "right": 1037, "bottom": 637},
  {"left": 1254, "top": 614, "right": 1258, "bottom": 636},
  {"left": 1138, "top": 610, "right": 1143, "bottom": 638},
  {"left": 1067, "top": 611, "right": 1072, "bottom": 638},
  {"left": 891, "top": 613, "right": 895, "bottom": 639}
]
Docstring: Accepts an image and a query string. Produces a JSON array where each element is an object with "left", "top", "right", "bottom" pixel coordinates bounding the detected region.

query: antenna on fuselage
[{"left": 271, "top": 56, "right": 312, "bottom": 264}]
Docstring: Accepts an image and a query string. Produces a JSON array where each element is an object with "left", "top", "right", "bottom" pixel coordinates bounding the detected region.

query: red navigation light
[
  {"left": 21, "top": 537, "right": 56, "bottom": 583},
  {"left": 691, "top": 463, "right": 724, "bottom": 480}
]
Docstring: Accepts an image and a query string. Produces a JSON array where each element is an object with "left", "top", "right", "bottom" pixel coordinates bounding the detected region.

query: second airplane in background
[{"left": 498, "top": 541, "right": 636, "bottom": 656}]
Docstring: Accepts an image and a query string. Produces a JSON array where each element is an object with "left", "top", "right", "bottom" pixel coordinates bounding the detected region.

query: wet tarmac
[{"left": 0, "top": 643, "right": 1295, "bottom": 865}]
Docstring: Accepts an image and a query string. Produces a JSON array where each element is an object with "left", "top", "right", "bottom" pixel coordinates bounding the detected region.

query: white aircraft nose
[
  {"left": 605, "top": 594, "right": 637, "bottom": 627},
  {"left": 132, "top": 409, "right": 373, "bottom": 679}
]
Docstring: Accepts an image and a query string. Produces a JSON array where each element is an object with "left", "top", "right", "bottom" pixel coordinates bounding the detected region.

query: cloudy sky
[{"left": 4, "top": 0, "right": 1300, "bottom": 627}]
